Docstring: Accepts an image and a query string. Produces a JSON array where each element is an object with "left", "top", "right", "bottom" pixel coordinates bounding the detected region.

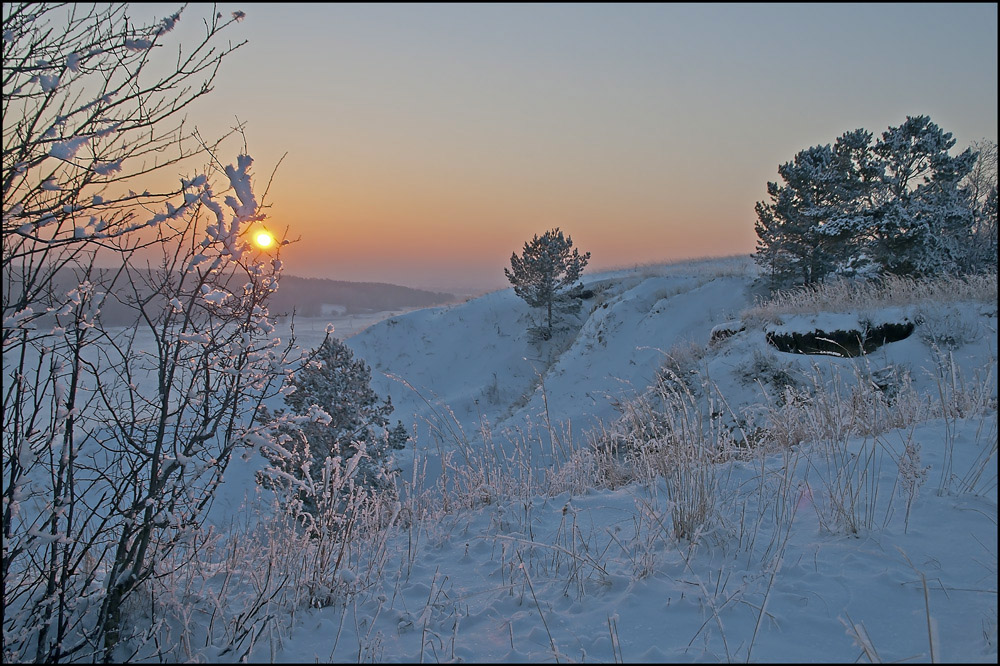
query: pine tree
[
  {"left": 753, "top": 132, "right": 875, "bottom": 288},
  {"left": 754, "top": 116, "right": 980, "bottom": 289},
  {"left": 870, "top": 116, "right": 977, "bottom": 277},
  {"left": 505, "top": 228, "right": 591, "bottom": 340},
  {"left": 260, "top": 334, "right": 406, "bottom": 502}
]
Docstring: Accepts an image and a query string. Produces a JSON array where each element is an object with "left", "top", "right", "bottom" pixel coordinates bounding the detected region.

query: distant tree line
[
  {"left": 754, "top": 115, "right": 997, "bottom": 290},
  {"left": 269, "top": 275, "right": 455, "bottom": 317},
  {"left": 8, "top": 270, "right": 457, "bottom": 327}
]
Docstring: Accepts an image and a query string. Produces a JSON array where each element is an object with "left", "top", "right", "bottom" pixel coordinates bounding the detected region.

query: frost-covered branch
[{"left": 2, "top": 5, "right": 295, "bottom": 663}]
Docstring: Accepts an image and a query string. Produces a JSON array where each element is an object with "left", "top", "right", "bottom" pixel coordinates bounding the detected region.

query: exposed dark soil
[{"left": 766, "top": 321, "right": 915, "bottom": 357}]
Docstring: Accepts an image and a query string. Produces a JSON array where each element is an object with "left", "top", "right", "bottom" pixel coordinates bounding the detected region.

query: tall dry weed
[{"left": 742, "top": 272, "right": 997, "bottom": 326}]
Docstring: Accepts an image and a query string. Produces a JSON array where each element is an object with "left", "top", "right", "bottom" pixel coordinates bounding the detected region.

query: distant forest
[
  {"left": 15, "top": 269, "right": 455, "bottom": 327},
  {"left": 268, "top": 275, "right": 455, "bottom": 317}
]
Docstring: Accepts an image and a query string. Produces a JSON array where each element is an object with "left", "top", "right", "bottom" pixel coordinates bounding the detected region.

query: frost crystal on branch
[{"left": 3, "top": 4, "right": 278, "bottom": 662}]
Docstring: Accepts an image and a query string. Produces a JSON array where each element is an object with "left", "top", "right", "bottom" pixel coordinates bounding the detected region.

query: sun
[{"left": 254, "top": 230, "right": 275, "bottom": 249}]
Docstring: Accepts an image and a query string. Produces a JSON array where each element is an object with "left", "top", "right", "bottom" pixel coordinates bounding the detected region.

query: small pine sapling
[
  {"left": 258, "top": 333, "right": 407, "bottom": 512},
  {"left": 505, "top": 228, "right": 591, "bottom": 340}
]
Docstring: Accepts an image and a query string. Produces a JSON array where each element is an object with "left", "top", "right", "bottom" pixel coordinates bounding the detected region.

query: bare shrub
[
  {"left": 915, "top": 304, "right": 987, "bottom": 349},
  {"left": 3, "top": 5, "right": 291, "bottom": 661},
  {"left": 592, "top": 371, "right": 727, "bottom": 542}
]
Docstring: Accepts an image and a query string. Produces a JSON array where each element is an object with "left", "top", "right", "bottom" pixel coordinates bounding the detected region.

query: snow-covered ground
[
  {"left": 16, "top": 257, "right": 989, "bottom": 662},
  {"left": 190, "top": 256, "right": 998, "bottom": 663}
]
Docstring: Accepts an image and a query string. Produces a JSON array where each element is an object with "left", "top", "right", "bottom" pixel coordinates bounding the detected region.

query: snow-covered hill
[
  {"left": 348, "top": 257, "right": 763, "bottom": 481},
  {"left": 346, "top": 257, "right": 996, "bottom": 487},
  {"left": 192, "top": 258, "right": 1000, "bottom": 662}
]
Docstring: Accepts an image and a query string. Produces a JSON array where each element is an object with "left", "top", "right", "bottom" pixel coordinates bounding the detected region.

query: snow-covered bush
[
  {"left": 257, "top": 333, "right": 407, "bottom": 512},
  {"left": 736, "top": 349, "right": 802, "bottom": 401},
  {"left": 648, "top": 340, "right": 707, "bottom": 396},
  {"left": 589, "top": 372, "right": 730, "bottom": 541},
  {"left": 915, "top": 303, "right": 986, "bottom": 350}
]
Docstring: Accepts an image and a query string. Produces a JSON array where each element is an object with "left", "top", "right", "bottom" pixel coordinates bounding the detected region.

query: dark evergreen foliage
[
  {"left": 259, "top": 334, "right": 407, "bottom": 504},
  {"left": 504, "top": 228, "right": 591, "bottom": 340},
  {"left": 754, "top": 116, "right": 989, "bottom": 290}
]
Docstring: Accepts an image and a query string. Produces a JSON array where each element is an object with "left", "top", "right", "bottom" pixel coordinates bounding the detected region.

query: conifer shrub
[{"left": 257, "top": 333, "right": 408, "bottom": 514}]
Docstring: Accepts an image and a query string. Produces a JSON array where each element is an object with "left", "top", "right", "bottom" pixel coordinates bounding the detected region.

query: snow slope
[
  {"left": 348, "top": 259, "right": 759, "bottom": 484},
  {"left": 204, "top": 257, "right": 997, "bottom": 663}
]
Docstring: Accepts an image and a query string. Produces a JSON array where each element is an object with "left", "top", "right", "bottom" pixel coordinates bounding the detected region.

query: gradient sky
[{"left": 132, "top": 3, "right": 998, "bottom": 292}]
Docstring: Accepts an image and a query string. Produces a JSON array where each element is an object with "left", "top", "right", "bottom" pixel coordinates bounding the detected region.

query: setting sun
[{"left": 254, "top": 230, "right": 274, "bottom": 249}]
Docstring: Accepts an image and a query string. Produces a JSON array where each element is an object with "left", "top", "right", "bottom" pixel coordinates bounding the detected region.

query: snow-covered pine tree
[
  {"left": 869, "top": 115, "right": 978, "bottom": 277},
  {"left": 505, "top": 228, "right": 591, "bottom": 340},
  {"left": 753, "top": 132, "right": 876, "bottom": 288},
  {"left": 258, "top": 333, "right": 406, "bottom": 506},
  {"left": 755, "top": 116, "right": 981, "bottom": 289}
]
